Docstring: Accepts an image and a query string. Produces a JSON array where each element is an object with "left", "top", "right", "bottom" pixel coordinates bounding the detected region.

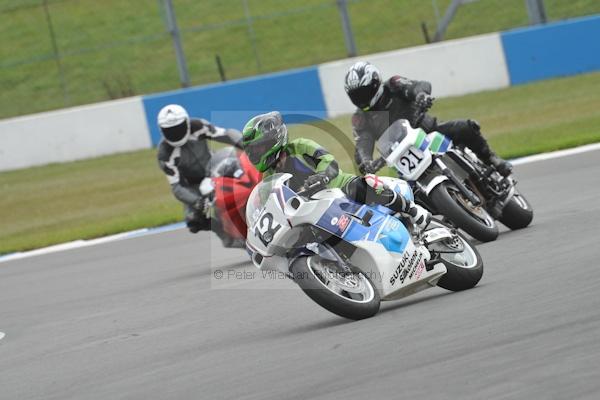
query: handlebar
[
  {"left": 296, "top": 176, "right": 330, "bottom": 197},
  {"left": 412, "top": 94, "right": 435, "bottom": 128},
  {"left": 412, "top": 104, "right": 430, "bottom": 128}
]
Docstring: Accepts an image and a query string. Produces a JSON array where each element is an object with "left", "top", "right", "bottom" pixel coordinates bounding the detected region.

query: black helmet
[{"left": 344, "top": 61, "right": 383, "bottom": 111}]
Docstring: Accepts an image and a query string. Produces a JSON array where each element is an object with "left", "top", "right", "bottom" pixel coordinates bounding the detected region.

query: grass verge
[
  {"left": 1, "top": 72, "right": 600, "bottom": 254},
  {"left": 1, "top": 0, "right": 599, "bottom": 118}
]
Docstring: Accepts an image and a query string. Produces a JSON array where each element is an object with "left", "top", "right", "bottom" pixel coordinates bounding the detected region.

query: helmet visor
[
  {"left": 161, "top": 121, "right": 188, "bottom": 144},
  {"left": 348, "top": 83, "right": 379, "bottom": 110},
  {"left": 245, "top": 136, "right": 279, "bottom": 165}
]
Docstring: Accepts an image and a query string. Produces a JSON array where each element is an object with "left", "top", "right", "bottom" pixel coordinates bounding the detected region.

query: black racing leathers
[
  {"left": 157, "top": 118, "right": 242, "bottom": 231},
  {"left": 352, "top": 76, "right": 494, "bottom": 167}
]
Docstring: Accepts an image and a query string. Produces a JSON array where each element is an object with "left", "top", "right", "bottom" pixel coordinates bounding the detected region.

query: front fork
[{"left": 432, "top": 157, "right": 483, "bottom": 206}]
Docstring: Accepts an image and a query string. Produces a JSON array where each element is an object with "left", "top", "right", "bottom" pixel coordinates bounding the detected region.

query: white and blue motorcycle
[{"left": 245, "top": 173, "right": 483, "bottom": 320}]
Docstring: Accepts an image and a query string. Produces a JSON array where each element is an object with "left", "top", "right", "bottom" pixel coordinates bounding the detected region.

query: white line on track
[
  {"left": 0, "top": 142, "right": 598, "bottom": 264},
  {"left": 510, "top": 142, "right": 600, "bottom": 165},
  {"left": 0, "top": 223, "right": 185, "bottom": 264}
]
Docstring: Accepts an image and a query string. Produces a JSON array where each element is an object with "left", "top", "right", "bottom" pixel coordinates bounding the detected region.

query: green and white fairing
[{"left": 377, "top": 119, "right": 453, "bottom": 181}]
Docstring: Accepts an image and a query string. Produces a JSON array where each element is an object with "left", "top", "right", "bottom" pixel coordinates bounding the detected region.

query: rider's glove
[
  {"left": 415, "top": 92, "right": 434, "bottom": 111},
  {"left": 193, "top": 196, "right": 212, "bottom": 218},
  {"left": 359, "top": 159, "right": 377, "bottom": 175},
  {"left": 407, "top": 202, "right": 431, "bottom": 230},
  {"left": 303, "top": 173, "right": 330, "bottom": 191}
]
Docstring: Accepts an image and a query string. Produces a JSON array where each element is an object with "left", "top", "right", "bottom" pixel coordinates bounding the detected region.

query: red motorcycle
[{"left": 202, "top": 147, "right": 261, "bottom": 248}]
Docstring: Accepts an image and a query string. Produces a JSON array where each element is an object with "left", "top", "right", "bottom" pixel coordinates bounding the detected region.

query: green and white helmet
[{"left": 242, "top": 111, "right": 288, "bottom": 172}]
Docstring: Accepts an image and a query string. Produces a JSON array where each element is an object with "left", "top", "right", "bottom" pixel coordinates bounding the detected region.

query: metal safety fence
[{"left": 1, "top": 0, "right": 598, "bottom": 119}]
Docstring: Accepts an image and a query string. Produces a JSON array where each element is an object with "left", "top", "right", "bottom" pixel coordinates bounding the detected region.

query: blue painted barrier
[
  {"left": 501, "top": 14, "right": 600, "bottom": 85},
  {"left": 142, "top": 67, "right": 327, "bottom": 146}
]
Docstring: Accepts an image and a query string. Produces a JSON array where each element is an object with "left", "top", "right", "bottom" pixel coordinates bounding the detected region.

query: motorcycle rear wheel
[
  {"left": 291, "top": 256, "right": 380, "bottom": 320},
  {"left": 430, "top": 181, "right": 499, "bottom": 242}
]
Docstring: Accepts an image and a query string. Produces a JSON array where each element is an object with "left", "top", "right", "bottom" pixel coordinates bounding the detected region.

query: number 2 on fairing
[{"left": 254, "top": 212, "right": 281, "bottom": 246}]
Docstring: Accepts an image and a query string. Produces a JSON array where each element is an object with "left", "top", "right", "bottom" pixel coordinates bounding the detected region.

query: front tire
[
  {"left": 290, "top": 256, "right": 380, "bottom": 320},
  {"left": 499, "top": 192, "right": 533, "bottom": 230},
  {"left": 430, "top": 181, "right": 499, "bottom": 242},
  {"left": 427, "top": 220, "right": 484, "bottom": 291}
]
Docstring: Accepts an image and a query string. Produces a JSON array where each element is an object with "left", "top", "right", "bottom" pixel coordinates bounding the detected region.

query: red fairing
[{"left": 212, "top": 151, "right": 261, "bottom": 239}]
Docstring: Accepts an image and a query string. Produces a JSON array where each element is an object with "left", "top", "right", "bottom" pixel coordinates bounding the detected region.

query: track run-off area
[{"left": 0, "top": 147, "right": 599, "bottom": 399}]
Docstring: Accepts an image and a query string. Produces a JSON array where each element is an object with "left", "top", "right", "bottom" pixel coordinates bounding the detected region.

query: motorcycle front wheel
[
  {"left": 499, "top": 191, "right": 533, "bottom": 230},
  {"left": 290, "top": 256, "right": 380, "bottom": 320},
  {"left": 426, "top": 219, "right": 484, "bottom": 291},
  {"left": 430, "top": 181, "right": 499, "bottom": 242}
]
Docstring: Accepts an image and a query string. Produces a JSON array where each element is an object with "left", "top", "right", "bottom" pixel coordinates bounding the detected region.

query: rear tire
[
  {"left": 499, "top": 192, "right": 533, "bottom": 230},
  {"left": 430, "top": 182, "right": 499, "bottom": 242},
  {"left": 290, "top": 256, "right": 380, "bottom": 320}
]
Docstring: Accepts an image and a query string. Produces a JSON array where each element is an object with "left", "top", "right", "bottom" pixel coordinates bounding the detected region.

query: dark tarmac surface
[{"left": 1, "top": 149, "right": 599, "bottom": 399}]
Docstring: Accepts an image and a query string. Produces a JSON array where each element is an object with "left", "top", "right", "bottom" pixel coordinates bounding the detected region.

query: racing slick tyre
[
  {"left": 499, "top": 191, "right": 533, "bottom": 230},
  {"left": 290, "top": 256, "right": 380, "bottom": 320},
  {"left": 430, "top": 181, "right": 499, "bottom": 242},
  {"left": 428, "top": 220, "right": 484, "bottom": 291}
]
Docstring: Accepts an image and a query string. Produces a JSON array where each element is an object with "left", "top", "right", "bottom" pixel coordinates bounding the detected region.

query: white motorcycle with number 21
[
  {"left": 372, "top": 119, "right": 533, "bottom": 243},
  {"left": 245, "top": 173, "right": 483, "bottom": 320}
]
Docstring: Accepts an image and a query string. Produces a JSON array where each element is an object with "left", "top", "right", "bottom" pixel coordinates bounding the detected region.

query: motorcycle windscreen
[
  {"left": 246, "top": 173, "right": 292, "bottom": 226},
  {"left": 376, "top": 119, "right": 409, "bottom": 157}
]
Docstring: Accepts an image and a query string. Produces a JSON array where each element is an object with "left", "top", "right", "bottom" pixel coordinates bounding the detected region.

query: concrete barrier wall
[
  {"left": 318, "top": 33, "right": 511, "bottom": 118},
  {"left": 0, "top": 98, "right": 150, "bottom": 171},
  {"left": 501, "top": 14, "right": 600, "bottom": 85},
  {"left": 2, "top": 15, "right": 599, "bottom": 171},
  {"left": 142, "top": 67, "right": 327, "bottom": 146}
]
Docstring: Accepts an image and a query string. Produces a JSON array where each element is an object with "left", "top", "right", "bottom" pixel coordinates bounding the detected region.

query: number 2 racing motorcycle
[
  {"left": 372, "top": 119, "right": 533, "bottom": 242},
  {"left": 200, "top": 147, "right": 261, "bottom": 248},
  {"left": 245, "top": 173, "right": 483, "bottom": 320}
]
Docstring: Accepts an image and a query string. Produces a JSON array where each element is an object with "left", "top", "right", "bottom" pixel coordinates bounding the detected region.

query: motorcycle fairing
[
  {"left": 427, "top": 132, "right": 453, "bottom": 154},
  {"left": 314, "top": 199, "right": 363, "bottom": 237},
  {"left": 308, "top": 199, "right": 443, "bottom": 300},
  {"left": 313, "top": 198, "right": 411, "bottom": 254},
  {"left": 213, "top": 150, "right": 261, "bottom": 240},
  {"left": 348, "top": 239, "right": 446, "bottom": 300}
]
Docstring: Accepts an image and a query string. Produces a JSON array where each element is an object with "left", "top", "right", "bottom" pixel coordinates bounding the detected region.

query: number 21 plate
[{"left": 395, "top": 146, "right": 425, "bottom": 176}]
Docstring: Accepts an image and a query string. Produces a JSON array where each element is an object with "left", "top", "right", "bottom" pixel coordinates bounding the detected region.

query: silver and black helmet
[{"left": 344, "top": 61, "right": 383, "bottom": 111}]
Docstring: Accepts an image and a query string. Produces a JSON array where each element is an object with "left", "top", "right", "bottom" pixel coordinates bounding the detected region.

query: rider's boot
[
  {"left": 464, "top": 120, "right": 512, "bottom": 177},
  {"left": 385, "top": 190, "right": 431, "bottom": 229},
  {"left": 486, "top": 152, "right": 513, "bottom": 177}
]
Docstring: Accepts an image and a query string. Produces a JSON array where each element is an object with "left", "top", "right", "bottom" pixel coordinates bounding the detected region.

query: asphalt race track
[{"left": 1, "top": 149, "right": 599, "bottom": 400}]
